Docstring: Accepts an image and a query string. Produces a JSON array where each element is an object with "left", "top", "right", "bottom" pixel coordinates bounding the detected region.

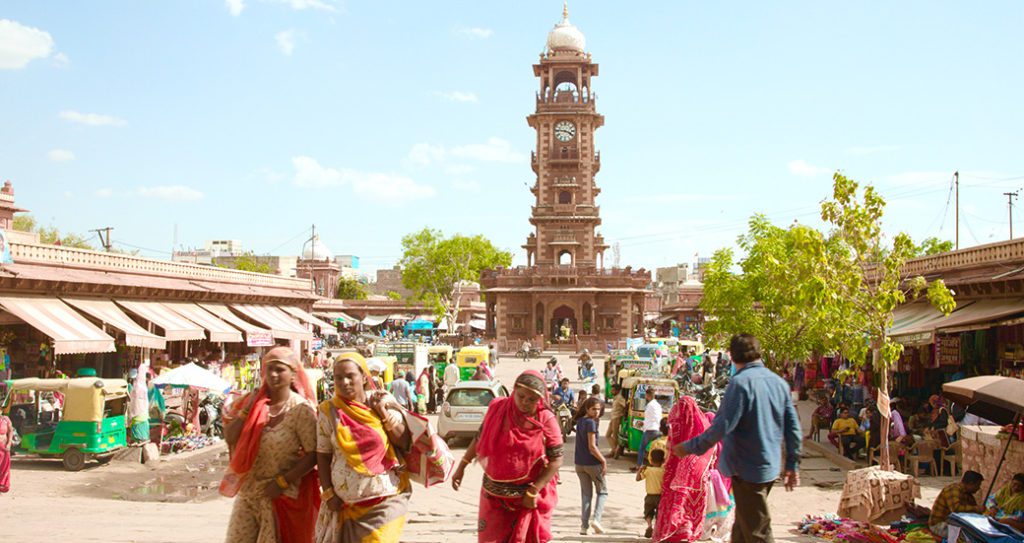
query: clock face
[{"left": 554, "top": 121, "right": 576, "bottom": 142}]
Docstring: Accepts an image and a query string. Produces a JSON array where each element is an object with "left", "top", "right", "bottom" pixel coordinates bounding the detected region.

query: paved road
[{"left": 0, "top": 352, "right": 951, "bottom": 542}]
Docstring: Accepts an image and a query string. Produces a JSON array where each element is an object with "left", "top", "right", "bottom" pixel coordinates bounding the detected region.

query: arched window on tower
[
  {"left": 558, "top": 191, "right": 572, "bottom": 204},
  {"left": 558, "top": 251, "right": 573, "bottom": 266}
]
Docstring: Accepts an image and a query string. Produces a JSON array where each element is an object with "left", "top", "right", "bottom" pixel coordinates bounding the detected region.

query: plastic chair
[
  {"left": 941, "top": 440, "right": 962, "bottom": 477},
  {"left": 909, "top": 441, "right": 938, "bottom": 477}
]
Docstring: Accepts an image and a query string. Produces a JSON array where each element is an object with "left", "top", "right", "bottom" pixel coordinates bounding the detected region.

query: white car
[{"left": 437, "top": 380, "right": 509, "bottom": 442}]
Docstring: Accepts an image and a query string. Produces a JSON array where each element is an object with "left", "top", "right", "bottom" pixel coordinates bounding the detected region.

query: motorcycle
[
  {"left": 555, "top": 402, "right": 573, "bottom": 440},
  {"left": 198, "top": 394, "right": 224, "bottom": 437},
  {"left": 517, "top": 346, "right": 542, "bottom": 360}
]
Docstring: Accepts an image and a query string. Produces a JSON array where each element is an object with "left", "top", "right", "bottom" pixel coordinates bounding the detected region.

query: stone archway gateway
[{"left": 551, "top": 305, "right": 576, "bottom": 341}]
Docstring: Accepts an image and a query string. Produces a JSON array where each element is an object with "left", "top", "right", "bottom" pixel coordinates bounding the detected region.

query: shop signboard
[
  {"left": 312, "top": 338, "right": 324, "bottom": 350},
  {"left": 246, "top": 331, "right": 274, "bottom": 347}
]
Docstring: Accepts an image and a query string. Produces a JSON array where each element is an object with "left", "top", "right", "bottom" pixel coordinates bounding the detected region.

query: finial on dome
[{"left": 563, "top": 1, "right": 569, "bottom": 21}]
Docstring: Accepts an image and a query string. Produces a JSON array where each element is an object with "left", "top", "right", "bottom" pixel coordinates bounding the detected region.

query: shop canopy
[
  {"left": 231, "top": 304, "right": 314, "bottom": 341},
  {"left": 62, "top": 298, "right": 166, "bottom": 349},
  {"left": 469, "top": 319, "right": 487, "bottom": 331},
  {"left": 197, "top": 303, "right": 272, "bottom": 339},
  {"left": 361, "top": 315, "right": 388, "bottom": 327},
  {"left": 889, "top": 301, "right": 974, "bottom": 345},
  {"left": 152, "top": 362, "right": 232, "bottom": 393},
  {"left": 162, "top": 302, "right": 243, "bottom": 343},
  {"left": 314, "top": 311, "right": 359, "bottom": 327},
  {"left": 387, "top": 314, "right": 413, "bottom": 323},
  {"left": 117, "top": 300, "right": 206, "bottom": 341},
  {"left": 0, "top": 296, "right": 116, "bottom": 355},
  {"left": 932, "top": 298, "right": 1024, "bottom": 333},
  {"left": 280, "top": 306, "right": 339, "bottom": 336}
]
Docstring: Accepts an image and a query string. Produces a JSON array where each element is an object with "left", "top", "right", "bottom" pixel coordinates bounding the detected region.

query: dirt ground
[{"left": 0, "top": 354, "right": 954, "bottom": 543}]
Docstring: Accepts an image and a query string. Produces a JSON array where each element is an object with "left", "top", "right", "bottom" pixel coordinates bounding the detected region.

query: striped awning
[
  {"left": 196, "top": 303, "right": 272, "bottom": 340},
  {"left": 314, "top": 311, "right": 359, "bottom": 326},
  {"left": 62, "top": 298, "right": 166, "bottom": 349},
  {"left": 231, "top": 304, "right": 314, "bottom": 341},
  {"left": 361, "top": 315, "right": 388, "bottom": 327},
  {"left": 116, "top": 300, "right": 206, "bottom": 341},
  {"left": 280, "top": 306, "right": 339, "bottom": 336},
  {"left": 0, "top": 296, "right": 116, "bottom": 355},
  {"left": 162, "top": 302, "right": 243, "bottom": 343}
]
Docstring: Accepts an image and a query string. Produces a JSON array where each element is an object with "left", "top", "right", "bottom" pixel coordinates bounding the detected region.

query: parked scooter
[
  {"left": 556, "top": 402, "right": 573, "bottom": 440},
  {"left": 198, "top": 394, "right": 224, "bottom": 437}
]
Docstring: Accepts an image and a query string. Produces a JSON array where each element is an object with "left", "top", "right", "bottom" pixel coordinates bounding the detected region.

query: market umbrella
[
  {"left": 942, "top": 375, "right": 1024, "bottom": 426},
  {"left": 152, "top": 362, "right": 232, "bottom": 393},
  {"left": 942, "top": 375, "right": 1024, "bottom": 499}
]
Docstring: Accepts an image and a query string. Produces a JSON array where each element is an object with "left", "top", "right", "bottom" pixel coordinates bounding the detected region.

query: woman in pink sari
[
  {"left": 451, "top": 370, "right": 564, "bottom": 543},
  {"left": 0, "top": 412, "right": 12, "bottom": 493},
  {"left": 654, "top": 396, "right": 715, "bottom": 542}
]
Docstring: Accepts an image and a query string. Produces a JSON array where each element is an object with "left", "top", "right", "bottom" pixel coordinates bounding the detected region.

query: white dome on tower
[
  {"left": 302, "top": 235, "right": 332, "bottom": 260},
  {"left": 546, "top": 3, "right": 586, "bottom": 53}
]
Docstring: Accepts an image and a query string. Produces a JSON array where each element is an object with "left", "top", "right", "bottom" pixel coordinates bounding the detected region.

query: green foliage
[
  {"left": 385, "top": 290, "right": 402, "bottom": 301},
  {"left": 913, "top": 237, "right": 954, "bottom": 257},
  {"left": 399, "top": 228, "right": 512, "bottom": 323},
  {"left": 12, "top": 214, "right": 94, "bottom": 249},
  {"left": 822, "top": 172, "right": 956, "bottom": 373},
  {"left": 700, "top": 215, "right": 854, "bottom": 372},
  {"left": 336, "top": 276, "right": 369, "bottom": 300},
  {"left": 223, "top": 252, "right": 274, "bottom": 274}
]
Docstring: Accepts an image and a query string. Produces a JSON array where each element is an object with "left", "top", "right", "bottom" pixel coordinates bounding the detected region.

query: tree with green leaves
[
  {"left": 822, "top": 172, "right": 956, "bottom": 470},
  {"left": 336, "top": 276, "right": 369, "bottom": 300},
  {"left": 700, "top": 215, "right": 854, "bottom": 372},
  {"left": 11, "top": 214, "right": 95, "bottom": 249},
  {"left": 913, "top": 237, "right": 954, "bottom": 257},
  {"left": 399, "top": 228, "right": 511, "bottom": 328},
  {"left": 221, "top": 252, "right": 274, "bottom": 274},
  {"left": 384, "top": 290, "right": 402, "bottom": 301}
]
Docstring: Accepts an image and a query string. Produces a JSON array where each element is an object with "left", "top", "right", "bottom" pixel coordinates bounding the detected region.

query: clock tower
[
  {"left": 523, "top": 3, "right": 608, "bottom": 268},
  {"left": 481, "top": 4, "right": 650, "bottom": 349}
]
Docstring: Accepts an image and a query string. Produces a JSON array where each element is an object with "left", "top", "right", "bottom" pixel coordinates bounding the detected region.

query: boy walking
[{"left": 637, "top": 448, "right": 666, "bottom": 539}]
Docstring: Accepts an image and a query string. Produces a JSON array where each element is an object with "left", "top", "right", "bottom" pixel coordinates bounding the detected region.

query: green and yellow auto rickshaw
[
  {"left": 456, "top": 346, "right": 489, "bottom": 380},
  {"left": 614, "top": 376, "right": 679, "bottom": 458},
  {"left": 428, "top": 345, "right": 454, "bottom": 377},
  {"left": 3, "top": 377, "right": 129, "bottom": 471}
]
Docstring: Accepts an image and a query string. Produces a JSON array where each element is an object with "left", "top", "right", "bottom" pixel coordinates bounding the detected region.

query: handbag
[
  {"left": 943, "top": 408, "right": 959, "bottom": 436},
  {"left": 400, "top": 409, "right": 456, "bottom": 488}
]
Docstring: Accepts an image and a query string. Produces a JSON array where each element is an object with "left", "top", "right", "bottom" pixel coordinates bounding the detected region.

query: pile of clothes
[
  {"left": 796, "top": 515, "right": 939, "bottom": 543},
  {"left": 160, "top": 434, "right": 218, "bottom": 455}
]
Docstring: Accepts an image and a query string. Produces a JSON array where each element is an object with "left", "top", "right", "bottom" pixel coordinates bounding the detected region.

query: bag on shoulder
[
  {"left": 400, "top": 409, "right": 456, "bottom": 488},
  {"left": 944, "top": 409, "right": 959, "bottom": 436}
]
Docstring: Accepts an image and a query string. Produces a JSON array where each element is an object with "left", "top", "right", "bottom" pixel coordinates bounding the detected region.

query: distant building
[
  {"left": 372, "top": 266, "right": 413, "bottom": 299},
  {"left": 213, "top": 255, "right": 298, "bottom": 277},
  {"left": 693, "top": 257, "right": 712, "bottom": 282},
  {"left": 297, "top": 235, "right": 340, "bottom": 298},
  {"left": 654, "top": 264, "right": 691, "bottom": 306},
  {"left": 207, "top": 239, "right": 243, "bottom": 255}
]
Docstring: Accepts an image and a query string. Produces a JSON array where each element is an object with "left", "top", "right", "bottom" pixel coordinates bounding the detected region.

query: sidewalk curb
[{"left": 803, "top": 438, "right": 858, "bottom": 471}]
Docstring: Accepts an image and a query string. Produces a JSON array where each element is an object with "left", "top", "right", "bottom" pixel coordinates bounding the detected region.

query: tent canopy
[
  {"left": 0, "top": 296, "right": 115, "bottom": 355},
  {"left": 152, "top": 362, "right": 232, "bottom": 393}
]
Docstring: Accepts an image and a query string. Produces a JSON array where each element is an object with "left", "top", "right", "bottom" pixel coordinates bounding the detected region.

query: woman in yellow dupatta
[{"left": 315, "top": 352, "right": 412, "bottom": 543}]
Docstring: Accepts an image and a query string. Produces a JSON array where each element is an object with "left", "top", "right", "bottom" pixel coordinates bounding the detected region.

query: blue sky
[{"left": 2, "top": 1, "right": 1023, "bottom": 275}]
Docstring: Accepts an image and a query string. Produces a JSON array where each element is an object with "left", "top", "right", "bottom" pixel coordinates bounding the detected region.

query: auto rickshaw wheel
[{"left": 62, "top": 447, "right": 87, "bottom": 471}]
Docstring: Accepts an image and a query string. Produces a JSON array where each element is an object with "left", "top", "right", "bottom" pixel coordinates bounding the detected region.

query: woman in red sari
[
  {"left": 654, "top": 396, "right": 715, "bottom": 542},
  {"left": 451, "top": 370, "right": 564, "bottom": 543},
  {"left": 0, "top": 411, "right": 12, "bottom": 493},
  {"left": 221, "top": 347, "right": 320, "bottom": 543}
]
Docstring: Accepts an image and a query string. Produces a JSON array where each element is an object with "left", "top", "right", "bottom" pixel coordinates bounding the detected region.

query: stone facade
[{"left": 481, "top": 11, "right": 650, "bottom": 350}]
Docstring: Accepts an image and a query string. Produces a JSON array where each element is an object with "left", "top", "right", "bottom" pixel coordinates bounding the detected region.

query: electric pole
[
  {"left": 954, "top": 171, "right": 959, "bottom": 250},
  {"left": 91, "top": 227, "right": 113, "bottom": 252},
  {"left": 1004, "top": 191, "right": 1019, "bottom": 240}
]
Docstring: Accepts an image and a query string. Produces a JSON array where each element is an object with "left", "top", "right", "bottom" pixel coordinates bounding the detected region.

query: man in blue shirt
[
  {"left": 674, "top": 334, "right": 802, "bottom": 543},
  {"left": 552, "top": 377, "right": 575, "bottom": 407}
]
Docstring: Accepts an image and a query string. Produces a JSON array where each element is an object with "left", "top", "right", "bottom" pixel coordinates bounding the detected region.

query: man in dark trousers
[{"left": 673, "top": 334, "right": 802, "bottom": 543}]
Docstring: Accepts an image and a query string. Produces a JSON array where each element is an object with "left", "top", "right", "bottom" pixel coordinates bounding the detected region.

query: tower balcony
[
  {"left": 549, "top": 232, "right": 580, "bottom": 245},
  {"left": 530, "top": 205, "right": 601, "bottom": 219},
  {"left": 593, "top": 151, "right": 601, "bottom": 173},
  {"left": 535, "top": 92, "right": 597, "bottom": 113},
  {"left": 531, "top": 151, "right": 538, "bottom": 174}
]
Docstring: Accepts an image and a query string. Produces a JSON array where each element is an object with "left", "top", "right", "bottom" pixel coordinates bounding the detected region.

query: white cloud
[
  {"left": 226, "top": 0, "right": 245, "bottom": 16},
  {"left": 274, "top": 0, "right": 340, "bottom": 12},
  {"left": 434, "top": 91, "right": 478, "bottom": 103},
  {"left": 95, "top": 188, "right": 114, "bottom": 198},
  {"left": 845, "top": 145, "right": 901, "bottom": 156},
  {"left": 451, "top": 179, "right": 481, "bottom": 192},
  {"left": 47, "top": 149, "right": 75, "bottom": 162},
  {"left": 0, "top": 19, "right": 55, "bottom": 69},
  {"left": 406, "top": 143, "right": 446, "bottom": 166},
  {"left": 137, "top": 185, "right": 204, "bottom": 201},
  {"left": 291, "top": 155, "right": 435, "bottom": 203},
  {"left": 444, "top": 164, "right": 475, "bottom": 175},
  {"left": 787, "top": 159, "right": 831, "bottom": 177},
  {"left": 254, "top": 167, "right": 286, "bottom": 184},
  {"left": 275, "top": 29, "right": 297, "bottom": 56},
  {"left": 451, "top": 137, "right": 526, "bottom": 163},
  {"left": 59, "top": 110, "right": 127, "bottom": 127},
  {"left": 458, "top": 27, "right": 493, "bottom": 39},
  {"left": 63, "top": 191, "right": 73, "bottom": 199},
  {"left": 52, "top": 52, "right": 69, "bottom": 67}
]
